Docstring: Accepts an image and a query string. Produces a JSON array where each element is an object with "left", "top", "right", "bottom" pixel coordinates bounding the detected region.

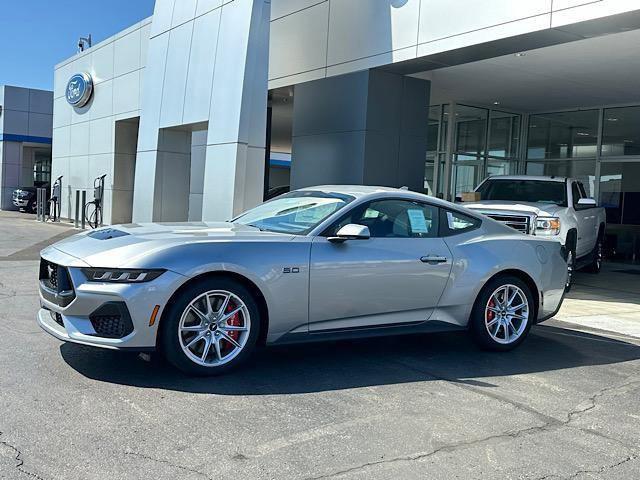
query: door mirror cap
[
  {"left": 328, "top": 224, "right": 371, "bottom": 243},
  {"left": 577, "top": 198, "right": 597, "bottom": 208}
]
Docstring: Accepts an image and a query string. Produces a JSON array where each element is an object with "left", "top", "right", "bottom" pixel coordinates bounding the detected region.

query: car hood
[
  {"left": 464, "top": 201, "right": 564, "bottom": 218},
  {"left": 47, "top": 222, "right": 295, "bottom": 267}
]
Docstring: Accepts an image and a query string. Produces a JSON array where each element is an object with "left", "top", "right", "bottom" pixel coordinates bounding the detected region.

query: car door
[
  {"left": 308, "top": 198, "right": 453, "bottom": 332},
  {"left": 572, "top": 181, "right": 597, "bottom": 257}
]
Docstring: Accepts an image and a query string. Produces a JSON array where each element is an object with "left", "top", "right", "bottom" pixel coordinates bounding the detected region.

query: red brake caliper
[
  {"left": 487, "top": 299, "right": 496, "bottom": 322},
  {"left": 223, "top": 301, "right": 242, "bottom": 353}
]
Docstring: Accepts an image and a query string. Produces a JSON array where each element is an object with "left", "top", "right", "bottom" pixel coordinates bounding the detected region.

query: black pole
[{"left": 263, "top": 106, "right": 273, "bottom": 201}]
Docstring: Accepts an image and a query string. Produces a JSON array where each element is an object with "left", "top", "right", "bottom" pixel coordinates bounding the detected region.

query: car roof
[
  {"left": 297, "top": 185, "right": 461, "bottom": 210},
  {"left": 481, "top": 175, "right": 568, "bottom": 183}
]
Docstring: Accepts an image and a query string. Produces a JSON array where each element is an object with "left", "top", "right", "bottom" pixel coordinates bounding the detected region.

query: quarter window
[{"left": 440, "top": 210, "right": 481, "bottom": 236}]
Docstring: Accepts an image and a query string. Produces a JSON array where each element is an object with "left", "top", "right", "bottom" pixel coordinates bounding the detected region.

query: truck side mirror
[{"left": 577, "top": 198, "right": 597, "bottom": 209}]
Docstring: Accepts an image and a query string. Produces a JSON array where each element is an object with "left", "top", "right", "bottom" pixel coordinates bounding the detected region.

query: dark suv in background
[{"left": 12, "top": 183, "right": 49, "bottom": 213}]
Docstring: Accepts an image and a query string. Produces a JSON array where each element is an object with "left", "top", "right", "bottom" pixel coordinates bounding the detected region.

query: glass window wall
[
  {"left": 601, "top": 106, "right": 640, "bottom": 157},
  {"left": 527, "top": 110, "right": 599, "bottom": 160}
]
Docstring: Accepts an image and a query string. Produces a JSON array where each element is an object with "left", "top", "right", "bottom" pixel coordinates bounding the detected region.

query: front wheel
[
  {"left": 160, "top": 278, "right": 260, "bottom": 376},
  {"left": 470, "top": 275, "right": 535, "bottom": 351}
]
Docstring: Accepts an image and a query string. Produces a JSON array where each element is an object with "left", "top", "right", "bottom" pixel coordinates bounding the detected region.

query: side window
[
  {"left": 578, "top": 182, "right": 588, "bottom": 199},
  {"left": 440, "top": 209, "right": 481, "bottom": 237},
  {"left": 572, "top": 182, "right": 582, "bottom": 208},
  {"left": 326, "top": 199, "right": 439, "bottom": 238}
]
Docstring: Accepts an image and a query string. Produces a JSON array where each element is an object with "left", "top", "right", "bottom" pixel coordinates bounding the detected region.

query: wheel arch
[
  {"left": 476, "top": 269, "right": 540, "bottom": 321},
  {"left": 158, "top": 271, "right": 270, "bottom": 347}
]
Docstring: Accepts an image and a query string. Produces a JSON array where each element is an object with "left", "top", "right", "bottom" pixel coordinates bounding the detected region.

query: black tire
[
  {"left": 159, "top": 278, "right": 261, "bottom": 376},
  {"left": 584, "top": 231, "right": 604, "bottom": 274},
  {"left": 27, "top": 200, "right": 37, "bottom": 214},
  {"left": 469, "top": 275, "right": 535, "bottom": 352},
  {"left": 564, "top": 231, "right": 577, "bottom": 292}
]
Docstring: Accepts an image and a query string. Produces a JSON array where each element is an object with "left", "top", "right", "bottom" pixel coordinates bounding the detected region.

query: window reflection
[
  {"left": 528, "top": 110, "right": 599, "bottom": 159},
  {"left": 526, "top": 160, "right": 596, "bottom": 197},
  {"left": 601, "top": 106, "right": 640, "bottom": 156}
]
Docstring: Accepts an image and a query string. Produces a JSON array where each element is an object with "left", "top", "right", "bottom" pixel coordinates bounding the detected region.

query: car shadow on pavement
[{"left": 60, "top": 324, "right": 640, "bottom": 395}]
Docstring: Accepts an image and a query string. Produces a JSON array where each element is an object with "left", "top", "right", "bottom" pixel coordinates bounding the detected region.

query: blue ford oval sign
[{"left": 66, "top": 73, "right": 94, "bottom": 108}]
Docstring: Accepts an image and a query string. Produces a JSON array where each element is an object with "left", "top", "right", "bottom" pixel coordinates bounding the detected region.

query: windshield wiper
[{"left": 246, "top": 223, "right": 266, "bottom": 232}]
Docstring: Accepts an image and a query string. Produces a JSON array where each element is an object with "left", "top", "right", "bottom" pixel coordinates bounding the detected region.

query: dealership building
[{"left": 51, "top": 0, "right": 640, "bottom": 262}]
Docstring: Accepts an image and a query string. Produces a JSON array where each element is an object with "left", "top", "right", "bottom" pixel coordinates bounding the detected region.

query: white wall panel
[
  {"left": 139, "top": 24, "right": 151, "bottom": 68},
  {"left": 553, "top": 0, "right": 602, "bottom": 10},
  {"left": 91, "top": 43, "right": 115, "bottom": 84},
  {"left": 52, "top": 127, "right": 70, "bottom": 158},
  {"left": 68, "top": 155, "right": 89, "bottom": 189},
  {"left": 151, "top": 0, "right": 176, "bottom": 37},
  {"left": 159, "top": 22, "right": 193, "bottom": 127},
  {"left": 271, "top": 0, "right": 325, "bottom": 20},
  {"left": 269, "top": 2, "right": 328, "bottom": 80},
  {"left": 551, "top": 0, "right": 640, "bottom": 27},
  {"left": 137, "top": 32, "right": 169, "bottom": 152},
  {"left": 114, "top": 29, "right": 142, "bottom": 77},
  {"left": 69, "top": 122, "right": 90, "bottom": 157},
  {"left": 328, "top": 0, "right": 420, "bottom": 65},
  {"left": 418, "top": 0, "right": 552, "bottom": 44},
  {"left": 183, "top": 9, "right": 221, "bottom": 125},
  {"left": 53, "top": 97, "right": 71, "bottom": 128},
  {"left": 89, "top": 118, "right": 115, "bottom": 155},
  {"left": 113, "top": 70, "right": 141, "bottom": 115},
  {"left": 172, "top": 0, "right": 198, "bottom": 27},
  {"left": 89, "top": 80, "right": 114, "bottom": 120},
  {"left": 197, "top": 0, "right": 224, "bottom": 16}
]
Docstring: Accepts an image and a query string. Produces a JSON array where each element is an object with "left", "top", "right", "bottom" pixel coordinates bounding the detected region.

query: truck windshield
[
  {"left": 477, "top": 180, "right": 567, "bottom": 206},
  {"left": 234, "top": 191, "right": 355, "bottom": 235}
]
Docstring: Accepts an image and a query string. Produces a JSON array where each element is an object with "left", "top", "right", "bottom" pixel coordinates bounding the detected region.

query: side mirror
[
  {"left": 577, "top": 198, "right": 597, "bottom": 209},
  {"left": 328, "top": 224, "right": 371, "bottom": 243}
]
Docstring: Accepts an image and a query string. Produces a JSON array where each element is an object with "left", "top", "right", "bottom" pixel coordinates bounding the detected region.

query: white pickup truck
[{"left": 463, "top": 175, "right": 606, "bottom": 288}]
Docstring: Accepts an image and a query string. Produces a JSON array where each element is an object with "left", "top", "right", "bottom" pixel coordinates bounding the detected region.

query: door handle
[{"left": 421, "top": 255, "right": 448, "bottom": 264}]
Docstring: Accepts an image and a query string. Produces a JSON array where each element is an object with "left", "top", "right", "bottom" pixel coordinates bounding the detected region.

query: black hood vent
[{"left": 87, "top": 228, "right": 130, "bottom": 240}]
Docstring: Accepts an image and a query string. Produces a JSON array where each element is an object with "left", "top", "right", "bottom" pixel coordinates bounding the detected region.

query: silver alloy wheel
[
  {"left": 484, "top": 284, "right": 530, "bottom": 345},
  {"left": 566, "top": 250, "right": 575, "bottom": 288},
  {"left": 178, "top": 290, "right": 251, "bottom": 367}
]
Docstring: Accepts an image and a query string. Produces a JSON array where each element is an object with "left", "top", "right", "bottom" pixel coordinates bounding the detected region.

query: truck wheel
[{"left": 584, "top": 232, "right": 604, "bottom": 274}]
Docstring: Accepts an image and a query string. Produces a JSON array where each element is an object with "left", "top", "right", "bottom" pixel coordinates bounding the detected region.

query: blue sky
[{"left": 0, "top": 0, "right": 156, "bottom": 91}]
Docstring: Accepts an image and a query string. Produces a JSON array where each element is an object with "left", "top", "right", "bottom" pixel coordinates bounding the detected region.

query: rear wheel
[
  {"left": 584, "top": 232, "right": 604, "bottom": 274},
  {"left": 160, "top": 278, "right": 260, "bottom": 376},
  {"left": 470, "top": 275, "right": 534, "bottom": 351}
]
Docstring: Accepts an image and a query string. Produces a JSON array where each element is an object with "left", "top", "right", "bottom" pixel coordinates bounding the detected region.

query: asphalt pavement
[{"left": 1, "top": 211, "right": 639, "bottom": 480}]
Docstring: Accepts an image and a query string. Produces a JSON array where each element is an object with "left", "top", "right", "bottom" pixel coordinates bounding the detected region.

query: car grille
[
  {"left": 39, "top": 259, "right": 76, "bottom": 307},
  {"left": 89, "top": 303, "right": 134, "bottom": 339},
  {"left": 485, "top": 214, "right": 532, "bottom": 234}
]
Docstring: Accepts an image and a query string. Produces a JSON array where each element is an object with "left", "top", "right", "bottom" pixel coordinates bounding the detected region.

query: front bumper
[
  {"left": 13, "top": 198, "right": 29, "bottom": 208},
  {"left": 37, "top": 247, "right": 187, "bottom": 351}
]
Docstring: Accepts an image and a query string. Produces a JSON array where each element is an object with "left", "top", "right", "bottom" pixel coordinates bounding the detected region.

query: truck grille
[{"left": 485, "top": 214, "right": 531, "bottom": 234}]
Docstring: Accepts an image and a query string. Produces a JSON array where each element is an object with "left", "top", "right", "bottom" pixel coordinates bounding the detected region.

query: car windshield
[
  {"left": 477, "top": 180, "right": 567, "bottom": 206},
  {"left": 234, "top": 191, "right": 355, "bottom": 235}
]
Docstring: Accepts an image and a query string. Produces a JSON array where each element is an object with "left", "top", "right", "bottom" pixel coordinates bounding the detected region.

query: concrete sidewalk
[{"left": 557, "top": 265, "right": 640, "bottom": 339}]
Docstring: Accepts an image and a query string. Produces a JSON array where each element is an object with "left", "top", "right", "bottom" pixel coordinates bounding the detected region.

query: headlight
[
  {"left": 536, "top": 217, "right": 561, "bottom": 236},
  {"left": 81, "top": 268, "right": 166, "bottom": 283}
]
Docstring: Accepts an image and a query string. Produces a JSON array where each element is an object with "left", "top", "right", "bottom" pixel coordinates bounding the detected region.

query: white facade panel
[
  {"left": 197, "top": 0, "right": 224, "bottom": 16},
  {"left": 327, "top": 0, "right": 420, "bottom": 65},
  {"left": 89, "top": 80, "right": 114, "bottom": 121},
  {"left": 172, "top": 0, "right": 198, "bottom": 27},
  {"left": 159, "top": 22, "right": 194, "bottom": 127},
  {"left": 271, "top": 0, "right": 325, "bottom": 20},
  {"left": 91, "top": 43, "right": 115, "bottom": 84},
  {"left": 150, "top": 0, "right": 176, "bottom": 37},
  {"left": 89, "top": 118, "right": 115, "bottom": 155},
  {"left": 183, "top": 9, "right": 221, "bottom": 125},
  {"left": 269, "top": 2, "right": 328, "bottom": 81},
  {"left": 113, "top": 70, "right": 141, "bottom": 115},
  {"left": 114, "top": 29, "right": 142, "bottom": 77}
]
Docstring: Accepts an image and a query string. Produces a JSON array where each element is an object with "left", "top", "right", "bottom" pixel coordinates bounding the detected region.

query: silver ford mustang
[{"left": 38, "top": 186, "right": 568, "bottom": 375}]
